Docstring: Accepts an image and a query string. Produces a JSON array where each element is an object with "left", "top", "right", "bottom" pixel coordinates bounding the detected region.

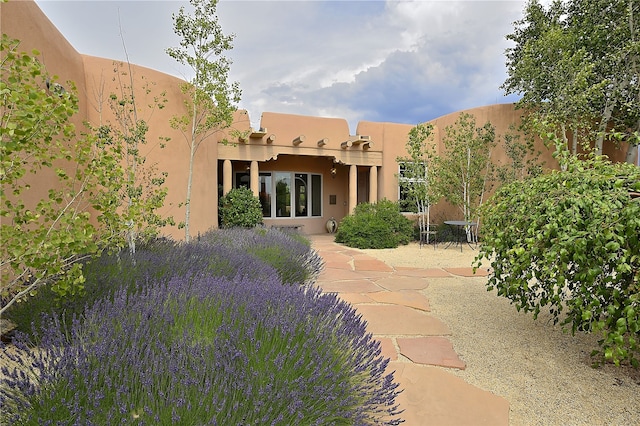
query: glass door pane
[
  {"left": 311, "top": 175, "right": 321, "bottom": 216},
  {"left": 294, "top": 174, "right": 308, "bottom": 217},
  {"left": 275, "top": 172, "right": 291, "bottom": 217},
  {"left": 259, "top": 173, "right": 272, "bottom": 217}
]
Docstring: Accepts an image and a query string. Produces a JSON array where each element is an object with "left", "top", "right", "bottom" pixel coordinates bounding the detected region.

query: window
[
  {"left": 398, "top": 161, "right": 427, "bottom": 213},
  {"left": 260, "top": 172, "right": 322, "bottom": 218},
  {"left": 258, "top": 173, "right": 272, "bottom": 217},
  {"left": 234, "top": 172, "right": 250, "bottom": 189},
  {"left": 294, "top": 174, "right": 307, "bottom": 217},
  {"left": 275, "top": 172, "right": 291, "bottom": 217},
  {"left": 311, "top": 175, "right": 322, "bottom": 216}
]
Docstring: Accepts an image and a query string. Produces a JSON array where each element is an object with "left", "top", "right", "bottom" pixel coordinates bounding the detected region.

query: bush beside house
[
  {"left": 218, "top": 187, "right": 263, "bottom": 228},
  {"left": 335, "top": 200, "right": 414, "bottom": 249}
]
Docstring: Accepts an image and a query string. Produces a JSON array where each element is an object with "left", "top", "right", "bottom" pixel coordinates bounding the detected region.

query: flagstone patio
[{"left": 310, "top": 234, "right": 509, "bottom": 425}]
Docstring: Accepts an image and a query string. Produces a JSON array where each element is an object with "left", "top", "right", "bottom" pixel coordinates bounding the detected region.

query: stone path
[{"left": 309, "top": 235, "right": 509, "bottom": 426}]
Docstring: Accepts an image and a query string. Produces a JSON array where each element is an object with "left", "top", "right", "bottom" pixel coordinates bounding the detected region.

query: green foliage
[
  {"left": 218, "top": 187, "right": 262, "bottom": 228},
  {"left": 166, "top": 0, "right": 242, "bottom": 242},
  {"left": 503, "top": 0, "right": 640, "bottom": 161},
  {"left": 431, "top": 113, "right": 496, "bottom": 224},
  {"left": 496, "top": 124, "right": 544, "bottom": 185},
  {"left": 396, "top": 123, "right": 441, "bottom": 232},
  {"left": 0, "top": 35, "right": 121, "bottom": 313},
  {"left": 91, "top": 60, "right": 173, "bottom": 256},
  {"left": 248, "top": 246, "right": 306, "bottom": 285},
  {"left": 3, "top": 238, "right": 179, "bottom": 335},
  {"left": 335, "top": 200, "right": 413, "bottom": 249},
  {"left": 476, "top": 154, "right": 640, "bottom": 367}
]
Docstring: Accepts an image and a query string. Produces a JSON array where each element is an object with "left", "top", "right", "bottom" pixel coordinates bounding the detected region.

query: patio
[{"left": 309, "top": 234, "right": 640, "bottom": 426}]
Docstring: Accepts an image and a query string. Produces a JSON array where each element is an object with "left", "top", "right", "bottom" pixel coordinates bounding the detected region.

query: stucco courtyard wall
[
  {"left": 2, "top": 0, "right": 91, "bottom": 220},
  {"left": 2, "top": 1, "right": 227, "bottom": 240}
]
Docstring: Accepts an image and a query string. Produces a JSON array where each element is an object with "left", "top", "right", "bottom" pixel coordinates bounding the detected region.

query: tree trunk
[
  {"left": 185, "top": 141, "right": 195, "bottom": 243},
  {"left": 626, "top": 142, "right": 639, "bottom": 165},
  {"left": 597, "top": 99, "right": 613, "bottom": 156},
  {"left": 185, "top": 90, "right": 198, "bottom": 243},
  {"left": 597, "top": 77, "right": 627, "bottom": 155},
  {"left": 560, "top": 123, "right": 572, "bottom": 154}
]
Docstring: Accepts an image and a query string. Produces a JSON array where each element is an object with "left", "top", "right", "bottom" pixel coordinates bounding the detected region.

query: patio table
[{"left": 444, "top": 220, "right": 477, "bottom": 252}]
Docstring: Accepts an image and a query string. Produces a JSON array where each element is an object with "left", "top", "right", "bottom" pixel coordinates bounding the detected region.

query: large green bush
[
  {"left": 475, "top": 155, "right": 640, "bottom": 367},
  {"left": 218, "top": 187, "right": 263, "bottom": 228},
  {"left": 335, "top": 199, "right": 414, "bottom": 249}
]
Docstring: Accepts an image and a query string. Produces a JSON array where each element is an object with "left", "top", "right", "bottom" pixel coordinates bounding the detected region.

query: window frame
[{"left": 257, "top": 171, "right": 323, "bottom": 219}]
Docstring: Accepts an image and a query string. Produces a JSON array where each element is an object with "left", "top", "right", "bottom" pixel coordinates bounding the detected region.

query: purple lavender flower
[{"left": 2, "top": 229, "right": 402, "bottom": 425}]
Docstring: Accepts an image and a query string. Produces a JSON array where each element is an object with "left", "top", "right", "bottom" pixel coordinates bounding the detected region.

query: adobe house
[{"left": 2, "top": 1, "right": 628, "bottom": 239}]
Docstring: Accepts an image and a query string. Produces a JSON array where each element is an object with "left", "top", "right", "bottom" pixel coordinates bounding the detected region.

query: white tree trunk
[
  {"left": 185, "top": 88, "right": 198, "bottom": 243},
  {"left": 185, "top": 141, "right": 196, "bottom": 243},
  {"left": 626, "top": 142, "right": 639, "bottom": 165}
]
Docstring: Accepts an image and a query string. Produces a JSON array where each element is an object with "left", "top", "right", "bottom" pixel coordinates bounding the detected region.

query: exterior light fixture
[{"left": 330, "top": 167, "right": 337, "bottom": 178}]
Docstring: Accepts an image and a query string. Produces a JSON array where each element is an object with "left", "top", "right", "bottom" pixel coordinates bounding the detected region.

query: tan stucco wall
[
  {"left": 2, "top": 1, "right": 222, "bottom": 240},
  {"left": 81, "top": 55, "right": 224, "bottom": 240},
  {"left": 2, "top": 0, "right": 89, "bottom": 203},
  {"left": 355, "top": 121, "right": 417, "bottom": 205},
  {"left": 1, "top": 1, "right": 88, "bottom": 122}
]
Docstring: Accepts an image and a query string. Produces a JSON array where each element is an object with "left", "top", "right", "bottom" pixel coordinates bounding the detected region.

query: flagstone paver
[
  {"left": 367, "top": 290, "right": 430, "bottom": 311},
  {"left": 394, "top": 267, "right": 453, "bottom": 278},
  {"left": 355, "top": 305, "right": 451, "bottom": 336},
  {"left": 353, "top": 259, "right": 394, "bottom": 272},
  {"left": 336, "top": 293, "right": 376, "bottom": 304},
  {"left": 309, "top": 235, "right": 509, "bottom": 426},
  {"left": 322, "top": 260, "right": 354, "bottom": 270},
  {"left": 375, "top": 276, "right": 430, "bottom": 291},
  {"left": 391, "top": 363, "right": 510, "bottom": 426},
  {"left": 398, "top": 336, "right": 466, "bottom": 369},
  {"left": 315, "top": 279, "right": 382, "bottom": 294},
  {"left": 377, "top": 337, "right": 398, "bottom": 361},
  {"left": 315, "top": 268, "right": 364, "bottom": 281}
]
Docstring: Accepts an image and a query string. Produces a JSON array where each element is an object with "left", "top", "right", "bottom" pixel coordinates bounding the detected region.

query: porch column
[
  {"left": 349, "top": 164, "right": 357, "bottom": 213},
  {"left": 223, "top": 159, "right": 232, "bottom": 195},
  {"left": 369, "top": 166, "right": 378, "bottom": 204},
  {"left": 250, "top": 161, "right": 259, "bottom": 197}
]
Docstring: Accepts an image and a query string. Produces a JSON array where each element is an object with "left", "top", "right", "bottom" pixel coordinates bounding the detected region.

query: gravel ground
[{"left": 362, "top": 243, "right": 640, "bottom": 426}]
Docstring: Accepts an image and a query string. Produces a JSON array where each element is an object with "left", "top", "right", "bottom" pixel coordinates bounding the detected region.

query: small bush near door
[
  {"left": 219, "top": 187, "right": 263, "bottom": 228},
  {"left": 335, "top": 199, "right": 414, "bottom": 249}
]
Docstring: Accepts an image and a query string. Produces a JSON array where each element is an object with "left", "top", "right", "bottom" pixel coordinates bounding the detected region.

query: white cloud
[{"left": 35, "top": 0, "right": 528, "bottom": 131}]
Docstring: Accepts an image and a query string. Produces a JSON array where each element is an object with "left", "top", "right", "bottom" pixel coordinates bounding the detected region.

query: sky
[{"left": 34, "top": 0, "right": 531, "bottom": 132}]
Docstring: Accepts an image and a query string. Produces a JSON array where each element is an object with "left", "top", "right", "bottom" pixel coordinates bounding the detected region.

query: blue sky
[{"left": 35, "top": 0, "right": 531, "bottom": 132}]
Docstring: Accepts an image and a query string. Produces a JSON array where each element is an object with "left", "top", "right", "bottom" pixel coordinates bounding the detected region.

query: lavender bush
[
  {"left": 2, "top": 272, "right": 402, "bottom": 424},
  {"left": 199, "top": 228, "right": 324, "bottom": 285},
  {"left": 6, "top": 230, "right": 296, "bottom": 336},
  {"left": 2, "top": 228, "right": 402, "bottom": 424}
]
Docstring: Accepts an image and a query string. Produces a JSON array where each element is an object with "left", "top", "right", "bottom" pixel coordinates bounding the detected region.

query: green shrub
[
  {"left": 476, "top": 155, "right": 640, "bottom": 367},
  {"left": 219, "top": 187, "right": 263, "bottom": 228},
  {"left": 335, "top": 199, "right": 413, "bottom": 249}
]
